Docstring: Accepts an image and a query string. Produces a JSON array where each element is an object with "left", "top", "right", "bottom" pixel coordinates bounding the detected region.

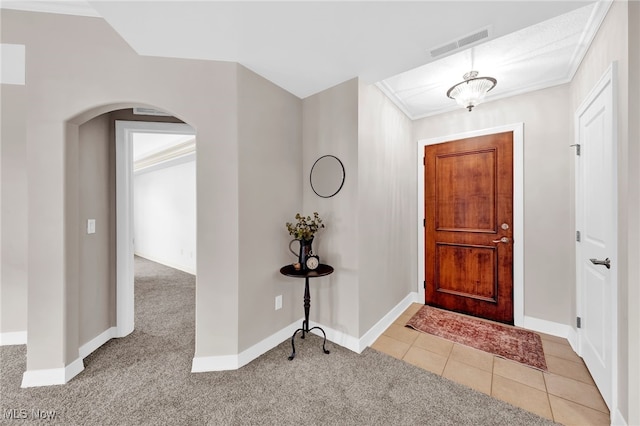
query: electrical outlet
[
  {"left": 87, "top": 219, "right": 96, "bottom": 234},
  {"left": 275, "top": 295, "right": 282, "bottom": 311}
]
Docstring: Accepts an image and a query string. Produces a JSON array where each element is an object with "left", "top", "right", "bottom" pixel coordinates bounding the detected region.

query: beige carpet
[{"left": 0, "top": 258, "right": 554, "bottom": 425}]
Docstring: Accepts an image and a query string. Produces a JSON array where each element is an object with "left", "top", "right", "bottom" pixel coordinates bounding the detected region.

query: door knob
[
  {"left": 590, "top": 258, "right": 611, "bottom": 269},
  {"left": 492, "top": 237, "right": 510, "bottom": 243}
]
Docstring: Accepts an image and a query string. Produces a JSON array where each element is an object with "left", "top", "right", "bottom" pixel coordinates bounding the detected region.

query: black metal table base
[
  {"left": 287, "top": 321, "right": 330, "bottom": 361},
  {"left": 279, "top": 264, "right": 334, "bottom": 361}
]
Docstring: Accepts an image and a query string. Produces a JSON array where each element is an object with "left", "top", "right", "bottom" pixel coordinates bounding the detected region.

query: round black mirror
[{"left": 310, "top": 155, "right": 345, "bottom": 198}]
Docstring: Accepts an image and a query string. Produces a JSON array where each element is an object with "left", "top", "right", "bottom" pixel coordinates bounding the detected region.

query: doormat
[{"left": 406, "top": 305, "right": 547, "bottom": 371}]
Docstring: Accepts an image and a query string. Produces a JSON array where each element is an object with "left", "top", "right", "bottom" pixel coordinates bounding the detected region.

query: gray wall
[
  {"left": 237, "top": 65, "right": 303, "bottom": 351},
  {"left": 627, "top": 3, "right": 640, "bottom": 424},
  {"left": 78, "top": 114, "right": 116, "bottom": 346},
  {"left": 302, "top": 79, "right": 360, "bottom": 337},
  {"left": 357, "top": 81, "right": 414, "bottom": 333},
  {"left": 0, "top": 84, "right": 27, "bottom": 334},
  {"left": 300, "top": 78, "right": 414, "bottom": 340}
]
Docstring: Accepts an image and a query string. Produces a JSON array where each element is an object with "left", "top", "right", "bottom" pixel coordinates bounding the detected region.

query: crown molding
[
  {"left": 0, "top": 1, "right": 101, "bottom": 17},
  {"left": 134, "top": 138, "right": 195, "bottom": 172}
]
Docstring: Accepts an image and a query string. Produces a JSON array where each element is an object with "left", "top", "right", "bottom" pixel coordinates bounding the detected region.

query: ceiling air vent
[
  {"left": 430, "top": 42, "right": 459, "bottom": 58},
  {"left": 133, "top": 107, "right": 171, "bottom": 117},
  {"left": 430, "top": 26, "right": 491, "bottom": 58}
]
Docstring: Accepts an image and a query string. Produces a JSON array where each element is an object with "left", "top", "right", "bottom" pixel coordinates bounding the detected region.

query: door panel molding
[
  {"left": 417, "top": 123, "right": 524, "bottom": 326},
  {"left": 435, "top": 242, "right": 498, "bottom": 303},
  {"left": 575, "top": 62, "right": 617, "bottom": 412},
  {"left": 434, "top": 148, "right": 498, "bottom": 233}
]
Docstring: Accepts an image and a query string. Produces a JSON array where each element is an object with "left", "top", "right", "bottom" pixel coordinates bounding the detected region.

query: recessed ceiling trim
[
  {"left": 565, "top": 0, "right": 612, "bottom": 82},
  {"left": 375, "top": 81, "right": 415, "bottom": 120}
]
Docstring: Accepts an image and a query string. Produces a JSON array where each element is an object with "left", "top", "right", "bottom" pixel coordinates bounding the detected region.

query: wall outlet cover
[{"left": 275, "top": 295, "right": 283, "bottom": 310}]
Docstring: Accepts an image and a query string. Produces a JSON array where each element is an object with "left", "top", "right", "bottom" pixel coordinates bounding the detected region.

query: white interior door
[{"left": 575, "top": 63, "right": 617, "bottom": 411}]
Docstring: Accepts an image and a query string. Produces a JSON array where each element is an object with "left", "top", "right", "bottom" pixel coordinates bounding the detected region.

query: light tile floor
[{"left": 371, "top": 303, "right": 610, "bottom": 426}]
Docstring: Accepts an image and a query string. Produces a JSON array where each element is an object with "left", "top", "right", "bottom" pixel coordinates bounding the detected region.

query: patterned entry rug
[{"left": 406, "top": 305, "right": 548, "bottom": 371}]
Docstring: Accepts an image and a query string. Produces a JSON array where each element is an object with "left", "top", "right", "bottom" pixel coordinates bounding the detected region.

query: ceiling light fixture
[{"left": 446, "top": 71, "right": 497, "bottom": 112}]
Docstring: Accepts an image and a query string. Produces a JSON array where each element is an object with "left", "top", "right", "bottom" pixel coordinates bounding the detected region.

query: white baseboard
[
  {"left": 307, "top": 321, "right": 361, "bottom": 353},
  {"left": 191, "top": 319, "right": 302, "bottom": 372},
  {"left": 79, "top": 327, "right": 117, "bottom": 359},
  {"left": 192, "top": 291, "right": 420, "bottom": 373},
  {"left": 523, "top": 315, "right": 572, "bottom": 337},
  {"left": 19, "top": 327, "right": 113, "bottom": 387},
  {"left": 523, "top": 315, "right": 578, "bottom": 350},
  {"left": 566, "top": 326, "right": 578, "bottom": 354},
  {"left": 135, "top": 252, "right": 196, "bottom": 275},
  {"left": 21, "top": 357, "right": 84, "bottom": 388},
  {"left": 236, "top": 320, "right": 302, "bottom": 368},
  {"left": 611, "top": 408, "right": 627, "bottom": 426},
  {"left": 356, "top": 292, "right": 421, "bottom": 352},
  {"left": 0, "top": 330, "right": 27, "bottom": 346}
]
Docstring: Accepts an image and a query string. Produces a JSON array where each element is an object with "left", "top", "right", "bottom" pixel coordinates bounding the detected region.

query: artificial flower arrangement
[{"left": 286, "top": 212, "right": 325, "bottom": 241}]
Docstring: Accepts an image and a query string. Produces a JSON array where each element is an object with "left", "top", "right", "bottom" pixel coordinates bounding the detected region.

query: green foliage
[{"left": 286, "top": 212, "right": 325, "bottom": 241}]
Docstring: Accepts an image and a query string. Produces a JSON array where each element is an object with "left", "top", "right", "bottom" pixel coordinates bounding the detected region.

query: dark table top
[{"left": 280, "top": 264, "right": 334, "bottom": 278}]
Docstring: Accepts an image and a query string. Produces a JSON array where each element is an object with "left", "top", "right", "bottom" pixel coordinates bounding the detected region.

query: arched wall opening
[
  {"left": 22, "top": 88, "right": 243, "bottom": 388},
  {"left": 65, "top": 103, "right": 197, "bottom": 368}
]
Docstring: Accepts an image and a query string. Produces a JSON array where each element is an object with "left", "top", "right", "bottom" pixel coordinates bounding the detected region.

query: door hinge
[
  {"left": 423, "top": 281, "right": 426, "bottom": 289},
  {"left": 423, "top": 156, "right": 425, "bottom": 165},
  {"left": 423, "top": 218, "right": 425, "bottom": 227},
  {"left": 577, "top": 316, "right": 582, "bottom": 329},
  {"left": 570, "top": 144, "right": 581, "bottom": 156},
  {"left": 576, "top": 230, "right": 581, "bottom": 242}
]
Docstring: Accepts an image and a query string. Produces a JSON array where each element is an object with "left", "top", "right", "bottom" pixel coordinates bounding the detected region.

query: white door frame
[
  {"left": 417, "top": 123, "right": 524, "bottom": 326},
  {"left": 115, "top": 120, "right": 196, "bottom": 337},
  {"left": 574, "top": 62, "right": 618, "bottom": 413}
]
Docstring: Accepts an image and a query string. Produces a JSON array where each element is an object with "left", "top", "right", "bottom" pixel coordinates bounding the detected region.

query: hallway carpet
[{"left": 0, "top": 257, "right": 554, "bottom": 425}]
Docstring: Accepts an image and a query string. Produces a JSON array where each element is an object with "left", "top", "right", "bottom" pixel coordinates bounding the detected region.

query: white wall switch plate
[
  {"left": 87, "top": 219, "right": 96, "bottom": 234},
  {"left": 275, "top": 295, "right": 282, "bottom": 311}
]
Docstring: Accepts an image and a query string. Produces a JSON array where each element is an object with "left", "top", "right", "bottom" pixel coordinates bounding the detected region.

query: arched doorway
[{"left": 68, "top": 105, "right": 197, "bottom": 359}]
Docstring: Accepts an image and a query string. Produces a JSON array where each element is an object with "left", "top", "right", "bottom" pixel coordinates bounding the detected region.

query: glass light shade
[{"left": 447, "top": 72, "right": 497, "bottom": 111}]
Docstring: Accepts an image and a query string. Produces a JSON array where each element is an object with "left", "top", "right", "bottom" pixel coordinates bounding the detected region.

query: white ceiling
[
  {"left": 379, "top": 1, "right": 610, "bottom": 118},
  {"left": 2, "top": 1, "right": 611, "bottom": 118}
]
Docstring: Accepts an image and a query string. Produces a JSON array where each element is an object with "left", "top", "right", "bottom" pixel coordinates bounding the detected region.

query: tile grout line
[
  {"left": 541, "top": 366, "right": 557, "bottom": 422},
  {"left": 540, "top": 340, "right": 555, "bottom": 422},
  {"left": 489, "top": 356, "right": 496, "bottom": 398},
  {"left": 439, "top": 341, "right": 453, "bottom": 377}
]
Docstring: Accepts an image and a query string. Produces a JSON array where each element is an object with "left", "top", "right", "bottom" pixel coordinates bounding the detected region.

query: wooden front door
[{"left": 424, "top": 131, "right": 514, "bottom": 324}]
